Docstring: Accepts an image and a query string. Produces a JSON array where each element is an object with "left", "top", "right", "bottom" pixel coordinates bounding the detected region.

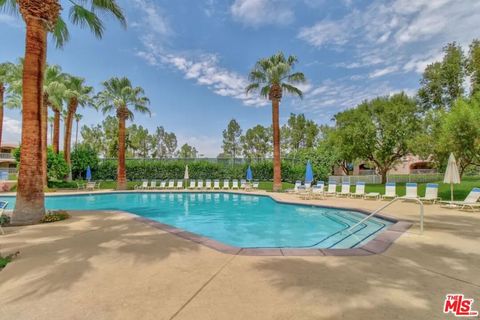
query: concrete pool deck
[{"left": 0, "top": 191, "right": 479, "bottom": 319}]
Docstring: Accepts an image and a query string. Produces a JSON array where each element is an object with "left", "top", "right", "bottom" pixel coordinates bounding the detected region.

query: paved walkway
[{"left": 0, "top": 192, "right": 479, "bottom": 319}]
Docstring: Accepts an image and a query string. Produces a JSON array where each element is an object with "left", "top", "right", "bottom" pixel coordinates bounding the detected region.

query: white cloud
[
  {"left": 299, "top": 0, "right": 480, "bottom": 77},
  {"left": 230, "top": 0, "right": 294, "bottom": 27},
  {"left": 131, "top": 0, "right": 170, "bottom": 36},
  {"left": 369, "top": 66, "right": 399, "bottom": 78},
  {"left": 0, "top": 14, "right": 21, "bottom": 28},
  {"left": 294, "top": 79, "right": 416, "bottom": 122},
  {"left": 2, "top": 116, "right": 22, "bottom": 144}
]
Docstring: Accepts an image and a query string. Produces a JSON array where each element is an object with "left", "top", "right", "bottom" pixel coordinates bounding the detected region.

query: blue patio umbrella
[
  {"left": 305, "top": 160, "right": 314, "bottom": 182},
  {"left": 86, "top": 166, "right": 92, "bottom": 181},
  {"left": 246, "top": 166, "right": 253, "bottom": 181}
]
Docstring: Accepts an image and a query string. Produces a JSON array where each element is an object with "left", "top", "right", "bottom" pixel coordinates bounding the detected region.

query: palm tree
[
  {"left": 74, "top": 113, "right": 83, "bottom": 148},
  {"left": 1, "top": 0, "right": 126, "bottom": 224},
  {"left": 63, "top": 76, "right": 93, "bottom": 177},
  {"left": 246, "top": 52, "right": 306, "bottom": 191},
  {"left": 44, "top": 65, "right": 67, "bottom": 155},
  {"left": 96, "top": 77, "right": 150, "bottom": 190}
]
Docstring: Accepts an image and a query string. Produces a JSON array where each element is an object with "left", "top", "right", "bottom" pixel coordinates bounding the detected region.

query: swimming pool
[{"left": 0, "top": 192, "right": 393, "bottom": 249}]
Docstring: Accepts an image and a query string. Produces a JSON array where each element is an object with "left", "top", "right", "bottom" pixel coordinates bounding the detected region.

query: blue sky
[{"left": 1, "top": 0, "right": 479, "bottom": 156}]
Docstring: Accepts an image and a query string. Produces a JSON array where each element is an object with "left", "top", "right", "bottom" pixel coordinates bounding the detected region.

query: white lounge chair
[
  {"left": 325, "top": 182, "right": 337, "bottom": 196},
  {"left": 350, "top": 182, "right": 366, "bottom": 198},
  {"left": 176, "top": 180, "right": 184, "bottom": 189},
  {"left": 287, "top": 181, "right": 302, "bottom": 193},
  {"left": 188, "top": 180, "right": 196, "bottom": 189},
  {"left": 213, "top": 179, "right": 221, "bottom": 190},
  {"left": 197, "top": 179, "right": 204, "bottom": 189},
  {"left": 381, "top": 183, "right": 397, "bottom": 200},
  {"left": 205, "top": 179, "right": 212, "bottom": 190},
  {"left": 440, "top": 188, "right": 480, "bottom": 210},
  {"left": 86, "top": 181, "right": 100, "bottom": 191},
  {"left": 337, "top": 182, "right": 350, "bottom": 197},
  {"left": 223, "top": 179, "right": 230, "bottom": 190},
  {"left": 148, "top": 180, "right": 157, "bottom": 190},
  {"left": 167, "top": 180, "right": 175, "bottom": 189},
  {"left": 240, "top": 179, "right": 247, "bottom": 189},
  {"left": 420, "top": 183, "right": 440, "bottom": 203},
  {"left": 401, "top": 183, "right": 418, "bottom": 200},
  {"left": 158, "top": 180, "right": 167, "bottom": 189},
  {"left": 0, "top": 201, "right": 8, "bottom": 235},
  {"left": 232, "top": 179, "right": 239, "bottom": 190},
  {"left": 311, "top": 181, "right": 325, "bottom": 199},
  {"left": 135, "top": 180, "right": 148, "bottom": 190},
  {"left": 252, "top": 180, "right": 259, "bottom": 190}
]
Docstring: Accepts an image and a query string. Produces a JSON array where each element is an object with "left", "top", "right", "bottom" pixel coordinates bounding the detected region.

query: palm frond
[
  {"left": 245, "top": 83, "right": 259, "bottom": 94},
  {"left": 0, "top": 0, "right": 18, "bottom": 14},
  {"left": 91, "top": 0, "right": 126, "bottom": 28},
  {"left": 260, "top": 85, "right": 270, "bottom": 99},
  {"left": 282, "top": 83, "right": 303, "bottom": 99},
  {"left": 69, "top": 4, "right": 104, "bottom": 38},
  {"left": 51, "top": 16, "right": 70, "bottom": 48},
  {"left": 286, "top": 72, "right": 306, "bottom": 84}
]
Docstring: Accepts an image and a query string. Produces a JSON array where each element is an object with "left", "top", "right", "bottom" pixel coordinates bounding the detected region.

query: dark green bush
[
  {"left": 71, "top": 145, "right": 100, "bottom": 179},
  {"left": 47, "top": 180, "right": 78, "bottom": 189},
  {"left": 91, "top": 159, "right": 329, "bottom": 182}
]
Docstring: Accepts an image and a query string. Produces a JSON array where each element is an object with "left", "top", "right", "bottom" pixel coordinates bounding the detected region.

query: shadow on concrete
[{"left": 0, "top": 212, "right": 200, "bottom": 303}]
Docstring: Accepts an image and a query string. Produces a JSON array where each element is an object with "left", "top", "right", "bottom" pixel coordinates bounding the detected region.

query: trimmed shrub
[{"left": 91, "top": 159, "right": 328, "bottom": 182}]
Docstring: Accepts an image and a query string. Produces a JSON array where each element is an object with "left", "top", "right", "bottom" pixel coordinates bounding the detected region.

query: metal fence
[{"left": 329, "top": 173, "right": 444, "bottom": 184}]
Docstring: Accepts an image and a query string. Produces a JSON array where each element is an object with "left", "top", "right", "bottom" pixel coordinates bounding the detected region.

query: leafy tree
[
  {"left": 128, "top": 124, "right": 150, "bottom": 158},
  {"left": 437, "top": 94, "right": 480, "bottom": 176},
  {"left": 80, "top": 124, "right": 105, "bottom": 157},
  {"left": 418, "top": 42, "right": 466, "bottom": 110},
  {"left": 151, "top": 126, "right": 177, "bottom": 158},
  {"left": 96, "top": 77, "right": 150, "bottom": 190},
  {"left": 467, "top": 39, "right": 480, "bottom": 95},
  {"left": 241, "top": 125, "right": 271, "bottom": 159},
  {"left": 1, "top": 0, "right": 126, "bottom": 224},
  {"left": 246, "top": 52, "right": 306, "bottom": 191},
  {"left": 178, "top": 144, "right": 198, "bottom": 158},
  {"left": 13, "top": 147, "right": 68, "bottom": 181},
  {"left": 71, "top": 144, "right": 100, "bottom": 179},
  {"left": 334, "top": 93, "right": 420, "bottom": 183},
  {"left": 222, "top": 119, "right": 242, "bottom": 161},
  {"left": 283, "top": 113, "right": 319, "bottom": 153}
]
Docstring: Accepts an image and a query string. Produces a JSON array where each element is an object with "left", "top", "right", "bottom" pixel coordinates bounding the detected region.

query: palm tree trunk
[
  {"left": 117, "top": 110, "right": 127, "bottom": 190},
  {"left": 64, "top": 100, "right": 75, "bottom": 161},
  {"left": 53, "top": 108, "right": 60, "bottom": 153},
  {"left": 12, "top": 16, "right": 47, "bottom": 225},
  {"left": 42, "top": 94, "right": 48, "bottom": 184},
  {"left": 272, "top": 98, "right": 282, "bottom": 191},
  {"left": 0, "top": 84, "right": 4, "bottom": 148},
  {"left": 75, "top": 119, "right": 79, "bottom": 148}
]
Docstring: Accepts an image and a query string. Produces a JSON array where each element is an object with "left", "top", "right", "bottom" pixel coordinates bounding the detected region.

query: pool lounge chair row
[
  {"left": 134, "top": 179, "right": 259, "bottom": 191},
  {"left": 297, "top": 182, "right": 446, "bottom": 204}
]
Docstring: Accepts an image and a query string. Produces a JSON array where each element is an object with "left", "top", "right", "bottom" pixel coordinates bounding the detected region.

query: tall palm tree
[
  {"left": 63, "top": 76, "right": 93, "bottom": 178},
  {"left": 44, "top": 65, "right": 67, "bottom": 155},
  {"left": 74, "top": 113, "right": 83, "bottom": 148},
  {"left": 96, "top": 77, "right": 150, "bottom": 190},
  {"left": 1, "top": 0, "right": 126, "bottom": 224},
  {"left": 246, "top": 52, "right": 306, "bottom": 191}
]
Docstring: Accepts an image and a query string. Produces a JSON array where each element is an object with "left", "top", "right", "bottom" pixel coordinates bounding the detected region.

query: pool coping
[{"left": 1, "top": 190, "right": 413, "bottom": 256}]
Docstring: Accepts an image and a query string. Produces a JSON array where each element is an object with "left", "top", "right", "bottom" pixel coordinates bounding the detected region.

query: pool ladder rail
[{"left": 347, "top": 197, "right": 424, "bottom": 234}]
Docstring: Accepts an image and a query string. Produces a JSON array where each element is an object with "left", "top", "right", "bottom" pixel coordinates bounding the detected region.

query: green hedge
[{"left": 92, "top": 160, "right": 320, "bottom": 182}]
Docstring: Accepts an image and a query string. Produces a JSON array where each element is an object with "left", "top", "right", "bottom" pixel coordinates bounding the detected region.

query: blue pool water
[{"left": 0, "top": 193, "right": 392, "bottom": 249}]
